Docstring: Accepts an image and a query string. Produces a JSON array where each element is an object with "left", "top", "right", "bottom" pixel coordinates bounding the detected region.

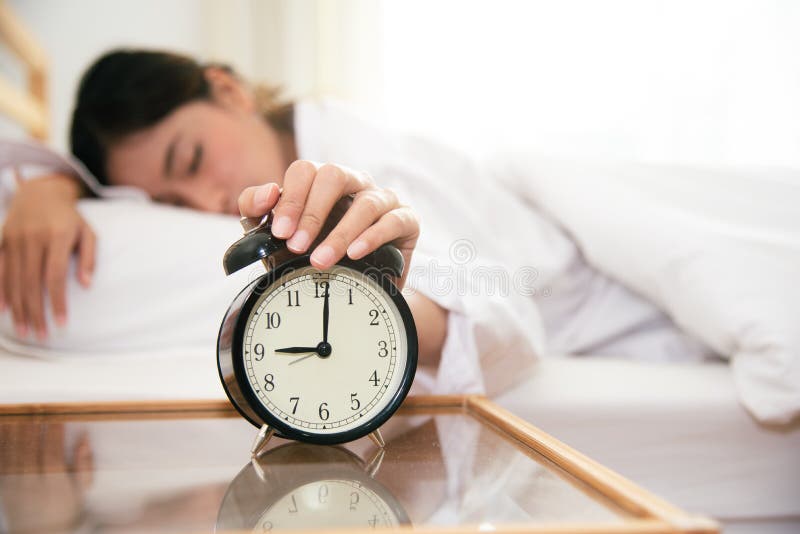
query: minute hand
[
  {"left": 322, "top": 282, "right": 330, "bottom": 344},
  {"left": 275, "top": 347, "right": 318, "bottom": 354}
]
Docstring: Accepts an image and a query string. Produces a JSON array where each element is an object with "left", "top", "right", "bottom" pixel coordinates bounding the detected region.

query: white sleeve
[
  {"left": 0, "top": 139, "right": 147, "bottom": 201},
  {"left": 405, "top": 247, "right": 544, "bottom": 398},
  {"left": 371, "top": 149, "right": 549, "bottom": 399},
  {"left": 292, "top": 100, "right": 558, "bottom": 397},
  {"left": 0, "top": 164, "right": 74, "bottom": 208}
]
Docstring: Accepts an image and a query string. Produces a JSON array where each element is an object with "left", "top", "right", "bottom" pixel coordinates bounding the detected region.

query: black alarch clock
[{"left": 217, "top": 197, "right": 418, "bottom": 455}]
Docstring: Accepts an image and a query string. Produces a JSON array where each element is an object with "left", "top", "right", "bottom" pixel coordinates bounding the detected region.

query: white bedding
[
  {"left": 0, "top": 348, "right": 225, "bottom": 403},
  {"left": 493, "top": 155, "right": 800, "bottom": 424}
]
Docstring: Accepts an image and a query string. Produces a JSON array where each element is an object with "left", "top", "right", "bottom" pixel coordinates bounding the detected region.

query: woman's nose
[{"left": 179, "top": 181, "right": 231, "bottom": 214}]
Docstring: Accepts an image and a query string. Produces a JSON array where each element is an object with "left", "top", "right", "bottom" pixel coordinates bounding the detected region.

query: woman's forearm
[
  {"left": 29, "top": 173, "right": 88, "bottom": 199},
  {"left": 406, "top": 291, "right": 448, "bottom": 368}
]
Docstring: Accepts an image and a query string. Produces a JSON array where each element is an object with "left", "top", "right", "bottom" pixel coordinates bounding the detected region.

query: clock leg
[
  {"left": 367, "top": 428, "right": 385, "bottom": 448},
  {"left": 250, "top": 424, "right": 275, "bottom": 459}
]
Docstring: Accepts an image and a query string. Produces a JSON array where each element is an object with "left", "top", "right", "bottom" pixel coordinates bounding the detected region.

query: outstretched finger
[
  {"left": 237, "top": 182, "right": 280, "bottom": 218},
  {"left": 4, "top": 239, "right": 26, "bottom": 337},
  {"left": 346, "top": 207, "right": 420, "bottom": 289},
  {"left": 0, "top": 249, "right": 6, "bottom": 313},
  {"left": 77, "top": 223, "right": 96, "bottom": 288},
  {"left": 270, "top": 160, "right": 319, "bottom": 240},
  {"left": 288, "top": 164, "right": 374, "bottom": 255},
  {"left": 46, "top": 234, "right": 73, "bottom": 327},
  {"left": 23, "top": 237, "right": 46, "bottom": 339},
  {"left": 308, "top": 187, "right": 397, "bottom": 269}
]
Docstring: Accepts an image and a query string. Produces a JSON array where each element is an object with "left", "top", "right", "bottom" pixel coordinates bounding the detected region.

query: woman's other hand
[
  {"left": 1, "top": 174, "right": 95, "bottom": 339},
  {"left": 237, "top": 161, "right": 420, "bottom": 290}
]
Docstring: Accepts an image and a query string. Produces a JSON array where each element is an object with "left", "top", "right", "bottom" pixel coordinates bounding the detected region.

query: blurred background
[{"left": 2, "top": 0, "right": 799, "bottom": 168}]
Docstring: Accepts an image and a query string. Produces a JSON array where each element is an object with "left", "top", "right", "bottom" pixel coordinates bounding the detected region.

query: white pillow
[
  {"left": 0, "top": 198, "right": 254, "bottom": 356},
  {"left": 493, "top": 155, "right": 800, "bottom": 424}
]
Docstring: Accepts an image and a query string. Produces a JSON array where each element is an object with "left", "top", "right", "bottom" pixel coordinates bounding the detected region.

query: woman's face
[{"left": 105, "top": 81, "right": 290, "bottom": 215}]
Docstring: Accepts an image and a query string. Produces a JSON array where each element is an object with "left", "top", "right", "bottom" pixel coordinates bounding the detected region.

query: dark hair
[{"left": 70, "top": 49, "right": 293, "bottom": 185}]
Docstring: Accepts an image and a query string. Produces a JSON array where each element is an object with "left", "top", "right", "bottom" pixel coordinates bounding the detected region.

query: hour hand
[{"left": 274, "top": 346, "right": 318, "bottom": 354}]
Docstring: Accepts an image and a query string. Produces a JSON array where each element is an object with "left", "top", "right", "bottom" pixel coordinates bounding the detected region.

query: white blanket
[{"left": 493, "top": 155, "right": 800, "bottom": 424}]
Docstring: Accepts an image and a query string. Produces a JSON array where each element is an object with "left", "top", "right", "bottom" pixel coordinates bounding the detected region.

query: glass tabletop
[{"left": 0, "top": 401, "right": 635, "bottom": 533}]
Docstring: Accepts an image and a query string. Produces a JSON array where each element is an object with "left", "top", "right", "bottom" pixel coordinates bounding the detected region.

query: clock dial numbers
[
  {"left": 264, "top": 312, "right": 281, "bottom": 329},
  {"left": 314, "top": 281, "right": 330, "bottom": 298},
  {"left": 219, "top": 238, "right": 416, "bottom": 448},
  {"left": 377, "top": 340, "right": 388, "bottom": 357},
  {"left": 368, "top": 309, "right": 380, "bottom": 326},
  {"left": 242, "top": 265, "right": 407, "bottom": 436}
]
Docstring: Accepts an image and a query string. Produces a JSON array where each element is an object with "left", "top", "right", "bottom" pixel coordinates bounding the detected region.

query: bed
[{"left": 1, "top": 4, "right": 799, "bottom": 534}]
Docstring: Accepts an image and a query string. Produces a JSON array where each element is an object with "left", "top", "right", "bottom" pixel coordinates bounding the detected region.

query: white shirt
[{"left": 293, "top": 100, "right": 710, "bottom": 395}]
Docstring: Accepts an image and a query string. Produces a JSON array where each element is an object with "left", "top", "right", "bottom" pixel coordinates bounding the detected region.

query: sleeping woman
[{"left": 0, "top": 49, "right": 710, "bottom": 396}]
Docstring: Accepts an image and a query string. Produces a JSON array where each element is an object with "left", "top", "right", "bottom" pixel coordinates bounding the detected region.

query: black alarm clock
[{"left": 217, "top": 196, "right": 418, "bottom": 455}]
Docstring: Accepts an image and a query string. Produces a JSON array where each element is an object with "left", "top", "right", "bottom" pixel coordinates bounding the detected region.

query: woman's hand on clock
[{"left": 237, "top": 161, "right": 420, "bottom": 289}]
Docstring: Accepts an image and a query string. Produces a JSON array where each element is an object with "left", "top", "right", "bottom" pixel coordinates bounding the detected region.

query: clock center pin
[{"left": 316, "top": 341, "right": 332, "bottom": 357}]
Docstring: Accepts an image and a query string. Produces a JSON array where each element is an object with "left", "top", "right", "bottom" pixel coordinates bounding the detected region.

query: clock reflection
[{"left": 216, "top": 443, "right": 411, "bottom": 532}]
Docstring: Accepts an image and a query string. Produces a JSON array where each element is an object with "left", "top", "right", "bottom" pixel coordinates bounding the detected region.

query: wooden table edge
[{"left": 0, "top": 394, "right": 466, "bottom": 417}]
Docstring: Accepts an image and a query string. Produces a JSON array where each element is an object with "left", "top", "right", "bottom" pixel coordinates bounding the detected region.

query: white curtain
[
  {"left": 216, "top": 0, "right": 800, "bottom": 169},
  {"left": 204, "top": 0, "right": 383, "bottom": 109}
]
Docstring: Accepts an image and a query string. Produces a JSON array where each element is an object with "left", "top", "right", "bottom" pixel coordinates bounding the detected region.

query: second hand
[{"left": 288, "top": 353, "right": 317, "bottom": 366}]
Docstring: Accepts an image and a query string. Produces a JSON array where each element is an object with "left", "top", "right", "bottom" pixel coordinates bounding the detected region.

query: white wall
[
  {"left": 5, "top": 0, "right": 210, "bottom": 152},
  {"left": 379, "top": 0, "right": 800, "bottom": 168}
]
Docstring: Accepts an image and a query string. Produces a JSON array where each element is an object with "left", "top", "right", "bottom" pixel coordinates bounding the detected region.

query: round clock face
[{"left": 231, "top": 258, "right": 417, "bottom": 443}]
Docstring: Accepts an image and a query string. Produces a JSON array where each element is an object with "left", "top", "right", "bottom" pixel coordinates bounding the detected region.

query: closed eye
[
  {"left": 152, "top": 193, "right": 186, "bottom": 208},
  {"left": 188, "top": 143, "right": 203, "bottom": 176}
]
